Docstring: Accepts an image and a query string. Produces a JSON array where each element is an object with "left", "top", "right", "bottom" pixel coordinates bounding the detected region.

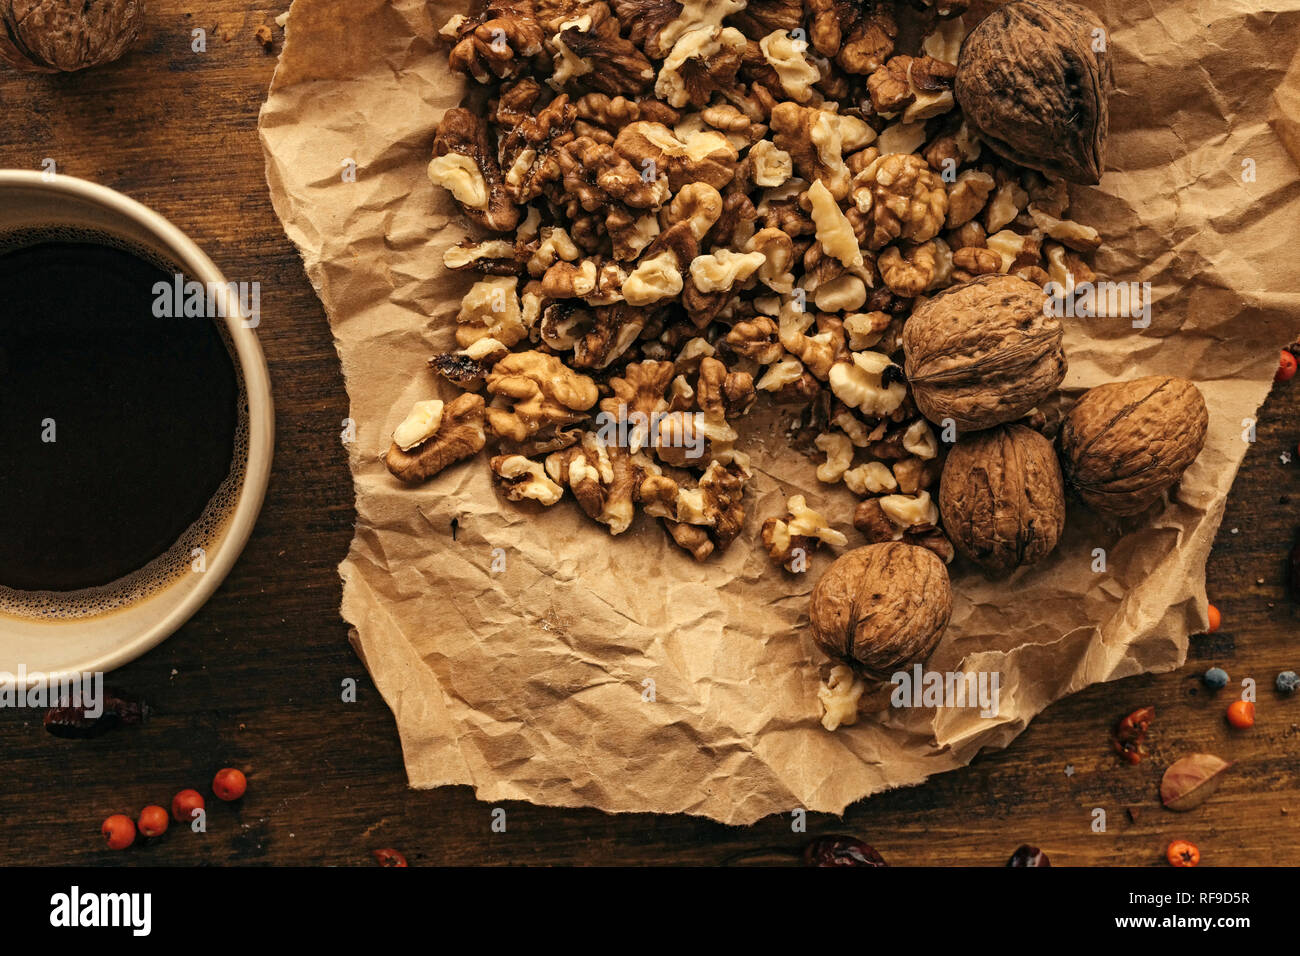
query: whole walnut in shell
[
  {"left": 0, "top": 0, "right": 143, "bottom": 73},
  {"left": 809, "top": 543, "right": 952, "bottom": 683},
  {"left": 1058, "top": 376, "right": 1209, "bottom": 517},
  {"left": 902, "top": 274, "right": 1066, "bottom": 433},
  {"left": 955, "top": 0, "right": 1113, "bottom": 184},
  {"left": 939, "top": 424, "right": 1066, "bottom": 577}
]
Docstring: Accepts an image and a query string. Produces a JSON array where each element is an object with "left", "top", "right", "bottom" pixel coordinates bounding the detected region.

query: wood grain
[{"left": 0, "top": 1, "right": 1296, "bottom": 866}]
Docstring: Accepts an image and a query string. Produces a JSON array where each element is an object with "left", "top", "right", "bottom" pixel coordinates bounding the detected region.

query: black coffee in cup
[{"left": 0, "top": 231, "right": 244, "bottom": 599}]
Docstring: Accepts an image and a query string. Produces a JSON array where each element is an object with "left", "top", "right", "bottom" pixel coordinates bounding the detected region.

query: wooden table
[{"left": 0, "top": 2, "right": 1295, "bottom": 867}]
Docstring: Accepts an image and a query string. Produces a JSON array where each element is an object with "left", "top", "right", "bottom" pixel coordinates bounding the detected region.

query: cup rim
[{"left": 0, "top": 170, "right": 275, "bottom": 679}]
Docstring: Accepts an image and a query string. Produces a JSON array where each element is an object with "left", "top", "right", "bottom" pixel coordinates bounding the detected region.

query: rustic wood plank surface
[{"left": 0, "top": 1, "right": 1295, "bottom": 867}]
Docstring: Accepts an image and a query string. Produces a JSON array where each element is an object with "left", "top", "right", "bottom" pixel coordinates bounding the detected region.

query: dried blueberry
[
  {"left": 1202, "top": 667, "right": 1229, "bottom": 690},
  {"left": 1276, "top": 671, "right": 1299, "bottom": 694},
  {"left": 1007, "top": 845, "right": 1051, "bottom": 867}
]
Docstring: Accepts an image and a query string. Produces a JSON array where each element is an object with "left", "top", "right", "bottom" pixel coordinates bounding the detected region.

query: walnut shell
[
  {"left": 809, "top": 543, "right": 952, "bottom": 682},
  {"left": 0, "top": 0, "right": 143, "bottom": 73},
  {"left": 1058, "top": 376, "right": 1209, "bottom": 517},
  {"left": 955, "top": 0, "right": 1113, "bottom": 184},
  {"left": 902, "top": 274, "right": 1066, "bottom": 433},
  {"left": 939, "top": 424, "right": 1066, "bottom": 577}
]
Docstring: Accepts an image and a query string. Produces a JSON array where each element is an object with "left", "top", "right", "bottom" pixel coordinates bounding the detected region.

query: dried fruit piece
[
  {"left": 1277, "top": 671, "right": 1300, "bottom": 694},
  {"left": 1160, "top": 753, "right": 1230, "bottom": 811},
  {"left": 373, "top": 848, "right": 409, "bottom": 867},
  {"left": 44, "top": 689, "right": 150, "bottom": 738},
  {"left": 955, "top": 0, "right": 1113, "bottom": 184},
  {"left": 1166, "top": 839, "right": 1199, "bottom": 867},
  {"left": 1111, "top": 705, "right": 1154, "bottom": 765},
  {"left": 1202, "top": 667, "right": 1228, "bottom": 689},
  {"left": 1058, "top": 376, "right": 1208, "bottom": 517},
  {"left": 1006, "top": 844, "right": 1050, "bottom": 867},
  {"left": 101, "top": 814, "right": 136, "bottom": 850},
  {"left": 1277, "top": 350, "right": 1297, "bottom": 382},
  {"left": 137, "top": 805, "right": 169, "bottom": 839},
  {"left": 1207, "top": 603, "right": 1221, "bottom": 633},
  {"left": 171, "top": 789, "right": 206, "bottom": 824},
  {"left": 803, "top": 836, "right": 888, "bottom": 867},
  {"left": 1226, "top": 700, "right": 1255, "bottom": 729},
  {"left": 213, "top": 768, "right": 247, "bottom": 801}
]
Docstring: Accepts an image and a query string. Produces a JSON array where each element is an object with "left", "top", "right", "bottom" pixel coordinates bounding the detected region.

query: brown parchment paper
[{"left": 259, "top": 0, "right": 1300, "bottom": 823}]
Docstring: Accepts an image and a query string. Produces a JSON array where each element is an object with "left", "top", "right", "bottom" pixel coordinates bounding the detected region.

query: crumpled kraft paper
[{"left": 258, "top": 0, "right": 1300, "bottom": 823}]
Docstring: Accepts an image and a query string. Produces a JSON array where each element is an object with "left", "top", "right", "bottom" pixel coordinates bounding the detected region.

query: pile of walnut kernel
[{"left": 394, "top": 0, "right": 1104, "bottom": 568}]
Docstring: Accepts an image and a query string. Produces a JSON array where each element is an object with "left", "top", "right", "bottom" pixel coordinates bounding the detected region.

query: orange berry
[
  {"left": 137, "top": 805, "right": 169, "bottom": 838},
  {"left": 212, "top": 767, "right": 247, "bottom": 802},
  {"left": 101, "top": 814, "right": 136, "bottom": 850},
  {"left": 1277, "top": 350, "right": 1297, "bottom": 382},
  {"left": 1206, "top": 604, "right": 1221, "bottom": 633},
  {"left": 1226, "top": 699, "right": 1255, "bottom": 729},
  {"left": 1166, "top": 839, "right": 1200, "bottom": 867},
  {"left": 171, "top": 788, "right": 205, "bottom": 823}
]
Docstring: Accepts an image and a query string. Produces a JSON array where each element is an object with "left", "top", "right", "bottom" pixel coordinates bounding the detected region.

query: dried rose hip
[
  {"left": 1111, "top": 705, "right": 1155, "bottom": 764},
  {"left": 137, "top": 805, "right": 169, "bottom": 838},
  {"left": 101, "top": 814, "right": 135, "bottom": 850},
  {"left": 212, "top": 768, "right": 247, "bottom": 802},
  {"left": 171, "top": 789, "right": 205, "bottom": 824},
  {"left": 1007, "top": 845, "right": 1051, "bottom": 867},
  {"left": 803, "top": 836, "right": 888, "bottom": 867},
  {"left": 1277, "top": 350, "right": 1297, "bottom": 383},
  {"left": 1166, "top": 839, "right": 1199, "bottom": 867},
  {"left": 373, "top": 848, "right": 409, "bottom": 867}
]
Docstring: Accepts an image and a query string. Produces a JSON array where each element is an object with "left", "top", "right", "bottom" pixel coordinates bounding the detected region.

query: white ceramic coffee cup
[{"left": 0, "top": 171, "right": 274, "bottom": 679}]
